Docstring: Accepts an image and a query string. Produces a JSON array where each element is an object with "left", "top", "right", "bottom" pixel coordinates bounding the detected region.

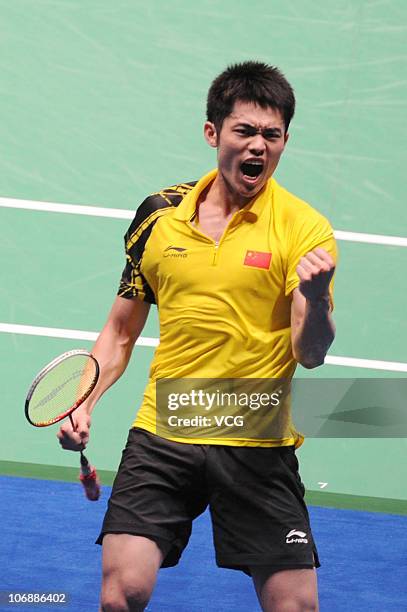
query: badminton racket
[{"left": 25, "top": 349, "right": 101, "bottom": 501}]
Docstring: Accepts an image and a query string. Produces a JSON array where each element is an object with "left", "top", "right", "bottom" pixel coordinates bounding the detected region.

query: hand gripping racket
[{"left": 25, "top": 349, "right": 101, "bottom": 501}]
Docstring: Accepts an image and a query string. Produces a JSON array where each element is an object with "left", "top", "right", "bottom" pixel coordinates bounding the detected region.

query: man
[{"left": 58, "top": 61, "right": 336, "bottom": 612}]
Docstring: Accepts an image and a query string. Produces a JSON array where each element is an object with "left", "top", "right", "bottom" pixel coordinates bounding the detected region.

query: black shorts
[{"left": 96, "top": 428, "right": 320, "bottom": 575}]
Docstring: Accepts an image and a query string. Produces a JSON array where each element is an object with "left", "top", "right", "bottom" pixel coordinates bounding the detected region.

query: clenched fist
[{"left": 296, "top": 247, "right": 335, "bottom": 302}]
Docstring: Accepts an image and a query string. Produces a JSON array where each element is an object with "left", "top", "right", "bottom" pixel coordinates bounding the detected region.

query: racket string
[{"left": 26, "top": 355, "right": 98, "bottom": 426}]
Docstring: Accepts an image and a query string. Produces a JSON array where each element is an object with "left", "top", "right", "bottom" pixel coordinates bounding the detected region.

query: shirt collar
[{"left": 173, "top": 168, "right": 274, "bottom": 222}]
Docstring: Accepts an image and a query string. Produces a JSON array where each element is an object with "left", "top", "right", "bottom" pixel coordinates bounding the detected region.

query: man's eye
[
  {"left": 235, "top": 128, "right": 281, "bottom": 140},
  {"left": 263, "top": 131, "right": 280, "bottom": 140},
  {"left": 235, "top": 129, "right": 254, "bottom": 137}
]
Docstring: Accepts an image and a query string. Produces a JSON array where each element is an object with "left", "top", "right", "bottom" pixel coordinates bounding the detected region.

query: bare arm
[
  {"left": 291, "top": 247, "right": 336, "bottom": 369},
  {"left": 57, "top": 296, "right": 150, "bottom": 450}
]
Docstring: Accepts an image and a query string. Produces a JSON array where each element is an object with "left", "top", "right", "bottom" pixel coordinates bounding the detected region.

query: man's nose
[{"left": 248, "top": 134, "right": 266, "bottom": 155}]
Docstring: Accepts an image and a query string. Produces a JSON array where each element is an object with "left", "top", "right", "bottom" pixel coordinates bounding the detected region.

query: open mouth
[{"left": 240, "top": 160, "right": 264, "bottom": 181}]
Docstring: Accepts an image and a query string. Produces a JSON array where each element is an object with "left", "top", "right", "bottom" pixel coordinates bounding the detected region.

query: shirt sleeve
[
  {"left": 118, "top": 253, "right": 155, "bottom": 303},
  {"left": 285, "top": 210, "right": 338, "bottom": 307},
  {"left": 117, "top": 196, "right": 160, "bottom": 304}
]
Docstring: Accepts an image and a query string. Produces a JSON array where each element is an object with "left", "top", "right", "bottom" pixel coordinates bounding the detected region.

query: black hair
[{"left": 206, "top": 61, "right": 295, "bottom": 133}]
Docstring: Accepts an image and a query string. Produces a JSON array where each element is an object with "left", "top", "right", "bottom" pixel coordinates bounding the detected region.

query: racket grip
[
  {"left": 79, "top": 466, "right": 101, "bottom": 501},
  {"left": 79, "top": 453, "right": 101, "bottom": 501}
]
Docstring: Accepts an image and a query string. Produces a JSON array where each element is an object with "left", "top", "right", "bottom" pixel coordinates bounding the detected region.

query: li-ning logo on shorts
[
  {"left": 286, "top": 529, "right": 308, "bottom": 544},
  {"left": 164, "top": 246, "right": 188, "bottom": 258}
]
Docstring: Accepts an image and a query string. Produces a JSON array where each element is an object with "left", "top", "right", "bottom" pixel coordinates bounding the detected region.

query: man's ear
[{"left": 204, "top": 121, "right": 218, "bottom": 148}]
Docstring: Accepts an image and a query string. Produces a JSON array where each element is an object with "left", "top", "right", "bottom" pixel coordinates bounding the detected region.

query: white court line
[
  {"left": 0, "top": 196, "right": 134, "bottom": 220},
  {"left": 1, "top": 323, "right": 406, "bottom": 372},
  {"left": 0, "top": 323, "right": 158, "bottom": 347},
  {"left": 1, "top": 196, "right": 407, "bottom": 247},
  {"left": 333, "top": 230, "right": 407, "bottom": 247},
  {"left": 324, "top": 355, "right": 407, "bottom": 373}
]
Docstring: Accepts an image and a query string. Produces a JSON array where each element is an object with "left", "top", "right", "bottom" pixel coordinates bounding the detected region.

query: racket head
[{"left": 25, "top": 349, "right": 99, "bottom": 427}]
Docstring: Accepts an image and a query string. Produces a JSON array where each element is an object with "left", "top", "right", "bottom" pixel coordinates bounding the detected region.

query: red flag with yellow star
[{"left": 244, "top": 250, "right": 272, "bottom": 270}]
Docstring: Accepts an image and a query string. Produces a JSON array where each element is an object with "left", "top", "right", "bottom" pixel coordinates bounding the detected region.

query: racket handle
[{"left": 79, "top": 451, "right": 101, "bottom": 501}]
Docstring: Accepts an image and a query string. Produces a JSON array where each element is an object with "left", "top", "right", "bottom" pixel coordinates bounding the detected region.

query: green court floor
[{"left": 1, "top": 0, "right": 406, "bottom": 510}]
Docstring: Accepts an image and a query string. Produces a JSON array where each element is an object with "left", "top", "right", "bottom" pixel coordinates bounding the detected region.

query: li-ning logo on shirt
[
  {"left": 164, "top": 246, "right": 188, "bottom": 258},
  {"left": 286, "top": 530, "right": 308, "bottom": 544}
]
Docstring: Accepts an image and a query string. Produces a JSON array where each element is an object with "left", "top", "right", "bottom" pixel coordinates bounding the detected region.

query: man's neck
[{"left": 198, "top": 174, "right": 250, "bottom": 216}]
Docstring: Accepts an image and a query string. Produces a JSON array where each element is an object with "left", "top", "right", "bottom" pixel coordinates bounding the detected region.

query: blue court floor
[{"left": 0, "top": 476, "right": 406, "bottom": 611}]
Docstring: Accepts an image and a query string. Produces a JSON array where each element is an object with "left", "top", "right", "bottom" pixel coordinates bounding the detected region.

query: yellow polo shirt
[{"left": 118, "top": 169, "right": 337, "bottom": 447}]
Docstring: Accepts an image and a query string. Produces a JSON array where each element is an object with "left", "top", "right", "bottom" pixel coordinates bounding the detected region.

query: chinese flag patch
[{"left": 244, "top": 250, "right": 272, "bottom": 270}]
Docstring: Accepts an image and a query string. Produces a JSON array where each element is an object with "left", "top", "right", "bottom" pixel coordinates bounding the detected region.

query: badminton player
[{"left": 58, "top": 61, "right": 336, "bottom": 612}]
